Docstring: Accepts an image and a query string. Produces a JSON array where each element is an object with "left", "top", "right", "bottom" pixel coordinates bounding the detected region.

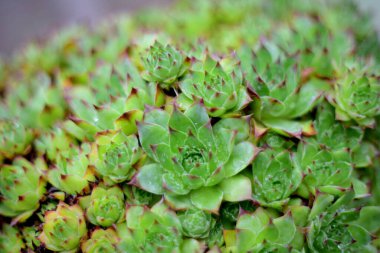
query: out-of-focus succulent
[
  {"left": 0, "top": 73, "right": 66, "bottom": 129},
  {"left": 46, "top": 143, "right": 95, "bottom": 195},
  {"left": 273, "top": 16, "right": 353, "bottom": 79},
  {"left": 329, "top": 62, "right": 380, "bottom": 127},
  {"left": 240, "top": 43, "right": 328, "bottom": 137},
  {"left": 134, "top": 102, "right": 256, "bottom": 212},
  {"left": 0, "top": 158, "right": 46, "bottom": 223},
  {"left": 252, "top": 143, "right": 302, "bottom": 209},
  {"left": 141, "top": 41, "right": 189, "bottom": 88},
  {"left": 38, "top": 202, "right": 87, "bottom": 252},
  {"left": 89, "top": 130, "right": 143, "bottom": 185},
  {"left": 0, "top": 224, "right": 25, "bottom": 253},
  {"left": 117, "top": 202, "right": 183, "bottom": 253},
  {"left": 178, "top": 54, "right": 251, "bottom": 117},
  {"left": 178, "top": 208, "right": 214, "bottom": 238},
  {"left": 64, "top": 62, "right": 165, "bottom": 141},
  {"left": 81, "top": 228, "right": 119, "bottom": 253},
  {"left": 35, "top": 128, "right": 76, "bottom": 162},
  {"left": 0, "top": 120, "right": 34, "bottom": 162},
  {"left": 83, "top": 186, "right": 125, "bottom": 227}
]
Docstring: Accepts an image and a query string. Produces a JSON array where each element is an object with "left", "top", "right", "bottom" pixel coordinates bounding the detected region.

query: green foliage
[{"left": 1, "top": 0, "right": 380, "bottom": 252}]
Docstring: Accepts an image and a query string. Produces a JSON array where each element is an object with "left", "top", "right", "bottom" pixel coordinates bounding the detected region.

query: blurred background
[{"left": 0, "top": 0, "right": 378, "bottom": 58}]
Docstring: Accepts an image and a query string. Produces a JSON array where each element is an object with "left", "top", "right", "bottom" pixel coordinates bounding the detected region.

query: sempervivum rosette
[
  {"left": 305, "top": 191, "right": 379, "bottom": 253},
  {"left": 227, "top": 207, "right": 300, "bottom": 252},
  {"left": 81, "top": 228, "right": 119, "bottom": 253},
  {"left": 329, "top": 61, "right": 380, "bottom": 127},
  {"left": 240, "top": 43, "right": 328, "bottom": 137},
  {"left": 0, "top": 158, "right": 46, "bottom": 223},
  {"left": 178, "top": 53, "right": 251, "bottom": 117},
  {"left": 80, "top": 186, "right": 125, "bottom": 227},
  {"left": 0, "top": 120, "right": 34, "bottom": 162},
  {"left": 89, "top": 130, "right": 143, "bottom": 185},
  {"left": 133, "top": 102, "right": 257, "bottom": 212},
  {"left": 296, "top": 139, "right": 353, "bottom": 198},
  {"left": 251, "top": 136, "right": 302, "bottom": 209},
  {"left": 178, "top": 208, "right": 215, "bottom": 239},
  {"left": 64, "top": 61, "right": 165, "bottom": 141},
  {"left": 46, "top": 143, "right": 95, "bottom": 195},
  {"left": 141, "top": 41, "right": 190, "bottom": 89},
  {"left": 116, "top": 202, "right": 184, "bottom": 253},
  {"left": 38, "top": 202, "right": 87, "bottom": 253}
]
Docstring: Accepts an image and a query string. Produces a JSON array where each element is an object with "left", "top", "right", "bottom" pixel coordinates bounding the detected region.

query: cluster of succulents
[{"left": 1, "top": 0, "right": 380, "bottom": 252}]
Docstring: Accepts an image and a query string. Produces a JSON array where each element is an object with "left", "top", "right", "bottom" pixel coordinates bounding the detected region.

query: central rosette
[
  {"left": 135, "top": 103, "right": 256, "bottom": 212},
  {"left": 180, "top": 146, "right": 207, "bottom": 172}
]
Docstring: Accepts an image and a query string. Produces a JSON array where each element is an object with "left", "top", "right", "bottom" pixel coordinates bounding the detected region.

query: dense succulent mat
[{"left": 1, "top": 0, "right": 380, "bottom": 252}]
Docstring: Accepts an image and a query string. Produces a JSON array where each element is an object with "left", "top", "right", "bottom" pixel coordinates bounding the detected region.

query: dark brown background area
[{"left": 0, "top": 0, "right": 378, "bottom": 58}]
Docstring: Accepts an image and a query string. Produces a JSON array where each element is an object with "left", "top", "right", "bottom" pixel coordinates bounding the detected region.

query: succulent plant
[
  {"left": 38, "top": 202, "right": 87, "bottom": 252},
  {"left": 82, "top": 186, "right": 125, "bottom": 227},
  {"left": 329, "top": 62, "right": 380, "bottom": 127},
  {"left": 134, "top": 102, "right": 256, "bottom": 212},
  {"left": 0, "top": 73, "right": 66, "bottom": 129},
  {"left": 81, "top": 228, "right": 119, "bottom": 253},
  {"left": 89, "top": 130, "right": 143, "bottom": 185},
  {"left": 232, "top": 207, "right": 299, "bottom": 252},
  {"left": 252, "top": 143, "right": 302, "bottom": 209},
  {"left": 0, "top": 158, "right": 46, "bottom": 223},
  {"left": 64, "top": 62, "right": 165, "bottom": 141},
  {"left": 306, "top": 192, "right": 376, "bottom": 252},
  {"left": 35, "top": 128, "right": 76, "bottom": 162},
  {"left": 141, "top": 40, "right": 189, "bottom": 88},
  {"left": 178, "top": 53, "right": 251, "bottom": 117},
  {"left": 117, "top": 202, "right": 183, "bottom": 253},
  {"left": 296, "top": 139, "right": 353, "bottom": 197},
  {"left": 178, "top": 208, "right": 214, "bottom": 238},
  {"left": 273, "top": 16, "right": 353, "bottom": 79},
  {"left": 46, "top": 143, "right": 95, "bottom": 195},
  {"left": 240, "top": 43, "right": 328, "bottom": 137},
  {"left": 0, "top": 224, "right": 25, "bottom": 253},
  {"left": 0, "top": 120, "right": 34, "bottom": 162},
  {"left": 1, "top": 0, "right": 380, "bottom": 252}
]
